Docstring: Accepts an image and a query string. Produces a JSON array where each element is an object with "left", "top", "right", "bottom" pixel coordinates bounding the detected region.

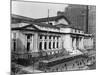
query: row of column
[
  {"left": 39, "top": 35, "right": 62, "bottom": 50},
  {"left": 72, "top": 36, "right": 84, "bottom": 50},
  {"left": 72, "top": 36, "right": 94, "bottom": 50}
]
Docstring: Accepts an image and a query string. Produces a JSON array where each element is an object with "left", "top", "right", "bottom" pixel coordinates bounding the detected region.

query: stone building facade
[{"left": 11, "top": 14, "right": 93, "bottom": 59}]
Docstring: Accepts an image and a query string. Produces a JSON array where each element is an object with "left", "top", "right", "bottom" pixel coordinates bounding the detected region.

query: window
[
  {"left": 39, "top": 42, "right": 42, "bottom": 50},
  {"left": 45, "top": 36, "right": 47, "bottom": 39},
  {"left": 49, "top": 23, "right": 53, "bottom": 25},
  {"left": 53, "top": 42, "right": 55, "bottom": 48},
  {"left": 40, "top": 35, "right": 42, "bottom": 39},
  {"left": 53, "top": 36, "right": 55, "bottom": 39},
  {"left": 27, "top": 42, "right": 30, "bottom": 52},
  {"left": 57, "top": 37, "right": 59, "bottom": 40},
  {"left": 27, "top": 35, "right": 31, "bottom": 39},
  {"left": 49, "top": 42, "right": 51, "bottom": 49},
  {"left": 57, "top": 42, "right": 59, "bottom": 48},
  {"left": 44, "top": 42, "right": 47, "bottom": 50},
  {"left": 80, "top": 62, "right": 82, "bottom": 65},
  {"left": 49, "top": 36, "right": 51, "bottom": 39},
  {"left": 13, "top": 39, "right": 16, "bottom": 51},
  {"left": 65, "top": 64, "right": 66, "bottom": 66}
]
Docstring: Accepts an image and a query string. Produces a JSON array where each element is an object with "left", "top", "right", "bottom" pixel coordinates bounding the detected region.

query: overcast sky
[{"left": 12, "top": 1, "right": 68, "bottom": 19}]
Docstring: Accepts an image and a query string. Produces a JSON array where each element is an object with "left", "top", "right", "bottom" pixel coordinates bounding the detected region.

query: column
[
  {"left": 85, "top": 38, "right": 88, "bottom": 49},
  {"left": 79, "top": 37, "right": 83, "bottom": 50},
  {"left": 88, "top": 37, "right": 92, "bottom": 49},
  {"left": 30, "top": 35, "right": 33, "bottom": 52},
  {"left": 72, "top": 37, "right": 74, "bottom": 50},
  {"left": 42, "top": 36, "right": 45, "bottom": 50},
  {"left": 91, "top": 38, "right": 94, "bottom": 49},
  {"left": 73, "top": 37, "right": 77, "bottom": 50},
  {"left": 47, "top": 36, "right": 49, "bottom": 50},
  {"left": 24, "top": 34, "right": 27, "bottom": 53},
  {"left": 81, "top": 37, "right": 84, "bottom": 50},
  {"left": 33, "top": 33, "right": 38, "bottom": 52},
  {"left": 75, "top": 38, "right": 77, "bottom": 50},
  {"left": 87, "top": 38, "right": 89, "bottom": 49},
  {"left": 60, "top": 38, "right": 63, "bottom": 49},
  {"left": 55, "top": 37, "right": 57, "bottom": 49},
  {"left": 58, "top": 37, "right": 61, "bottom": 49},
  {"left": 78, "top": 37, "right": 80, "bottom": 49},
  {"left": 70, "top": 36, "right": 73, "bottom": 51},
  {"left": 83, "top": 38, "right": 86, "bottom": 49},
  {"left": 90, "top": 38, "right": 92, "bottom": 48},
  {"left": 51, "top": 36, "right": 53, "bottom": 50}
]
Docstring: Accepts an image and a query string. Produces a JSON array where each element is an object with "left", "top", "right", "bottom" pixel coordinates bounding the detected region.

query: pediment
[{"left": 22, "top": 25, "right": 39, "bottom": 30}]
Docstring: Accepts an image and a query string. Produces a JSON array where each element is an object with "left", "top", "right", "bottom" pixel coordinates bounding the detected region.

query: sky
[{"left": 12, "top": 1, "right": 68, "bottom": 19}]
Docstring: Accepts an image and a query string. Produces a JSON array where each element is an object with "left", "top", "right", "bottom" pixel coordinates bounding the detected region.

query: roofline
[
  {"left": 11, "top": 27, "right": 92, "bottom": 37},
  {"left": 34, "top": 15, "right": 71, "bottom": 24}
]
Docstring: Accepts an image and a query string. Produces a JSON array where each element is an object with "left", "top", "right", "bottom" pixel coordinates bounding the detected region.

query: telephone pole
[
  {"left": 86, "top": 5, "right": 89, "bottom": 33},
  {"left": 48, "top": 9, "right": 50, "bottom": 24}
]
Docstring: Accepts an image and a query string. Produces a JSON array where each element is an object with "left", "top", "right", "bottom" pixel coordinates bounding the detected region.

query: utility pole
[
  {"left": 86, "top": 5, "right": 89, "bottom": 33},
  {"left": 48, "top": 9, "right": 50, "bottom": 24}
]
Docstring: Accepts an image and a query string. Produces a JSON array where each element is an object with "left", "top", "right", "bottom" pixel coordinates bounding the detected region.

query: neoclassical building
[{"left": 11, "top": 14, "right": 94, "bottom": 60}]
